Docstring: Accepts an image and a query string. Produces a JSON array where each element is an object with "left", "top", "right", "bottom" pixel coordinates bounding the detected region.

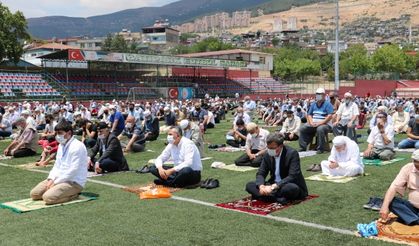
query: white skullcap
[
  {"left": 164, "top": 106, "right": 170, "bottom": 111},
  {"left": 143, "top": 110, "right": 151, "bottom": 117},
  {"left": 179, "top": 119, "right": 189, "bottom": 130},
  {"left": 316, "top": 88, "right": 325, "bottom": 94},
  {"left": 377, "top": 106, "right": 387, "bottom": 112},
  {"left": 344, "top": 92, "right": 352, "bottom": 97},
  {"left": 108, "top": 105, "right": 116, "bottom": 109},
  {"left": 135, "top": 104, "right": 140, "bottom": 107},
  {"left": 412, "top": 149, "right": 419, "bottom": 161},
  {"left": 332, "top": 136, "right": 347, "bottom": 147},
  {"left": 21, "top": 110, "right": 30, "bottom": 115}
]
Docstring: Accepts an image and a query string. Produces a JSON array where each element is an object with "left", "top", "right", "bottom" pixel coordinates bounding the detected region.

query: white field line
[{"left": 1, "top": 162, "right": 357, "bottom": 238}]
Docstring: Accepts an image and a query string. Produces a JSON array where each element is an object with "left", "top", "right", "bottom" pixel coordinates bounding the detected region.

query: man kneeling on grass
[
  {"left": 379, "top": 149, "right": 419, "bottom": 226},
  {"left": 320, "top": 136, "right": 364, "bottom": 177},
  {"left": 245, "top": 133, "right": 308, "bottom": 204},
  {"left": 30, "top": 120, "right": 88, "bottom": 205},
  {"left": 149, "top": 126, "right": 202, "bottom": 188}
]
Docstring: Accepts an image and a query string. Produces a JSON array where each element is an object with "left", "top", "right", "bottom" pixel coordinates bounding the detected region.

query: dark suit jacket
[
  {"left": 255, "top": 145, "right": 308, "bottom": 197},
  {"left": 90, "top": 133, "right": 129, "bottom": 171}
]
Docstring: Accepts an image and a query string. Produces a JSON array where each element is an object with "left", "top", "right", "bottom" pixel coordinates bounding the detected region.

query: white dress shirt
[
  {"left": 155, "top": 137, "right": 202, "bottom": 172},
  {"left": 48, "top": 137, "right": 88, "bottom": 187},
  {"left": 367, "top": 123, "right": 395, "bottom": 149}
]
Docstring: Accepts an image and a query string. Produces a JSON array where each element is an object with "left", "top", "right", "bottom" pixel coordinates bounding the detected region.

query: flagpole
[{"left": 334, "top": 0, "right": 340, "bottom": 94}]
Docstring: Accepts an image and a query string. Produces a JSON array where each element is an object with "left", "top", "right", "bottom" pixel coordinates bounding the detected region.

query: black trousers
[
  {"left": 234, "top": 149, "right": 263, "bottom": 167},
  {"left": 226, "top": 139, "right": 245, "bottom": 148},
  {"left": 84, "top": 139, "right": 97, "bottom": 149},
  {"left": 149, "top": 165, "right": 201, "bottom": 188},
  {"left": 245, "top": 181, "right": 305, "bottom": 202},
  {"left": 13, "top": 148, "right": 37, "bottom": 158},
  {"left": 0, "top": 130, "right": 12, "bottom": 137},
  {"left": 281, "top": 132, "right": 299, "bottom": 141},
  {"left": 98, "top": 157, "right": 122, "bottom": 173}
]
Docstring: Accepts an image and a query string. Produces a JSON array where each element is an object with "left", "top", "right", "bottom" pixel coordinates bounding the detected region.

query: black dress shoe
[
  {"left": 200, "top": 178, "right": 211, "bottom": 188},
  {"left": 306, "top": 164, "right": 316, "bottom": 171},
  {"left": 276, "top": 197, "right": 289, "bottom": 205},
  {"left": 206, "top": 179, "right": 219, "bottom": 189},
  {"left": 136, "top": 165, "right": 150, "bottom": 174},
  {"left": 363, "top": 197, "right": 376, "bottom": 209},
  {"left": 311, "top": 164, "right": 322, "bottom": 172}
]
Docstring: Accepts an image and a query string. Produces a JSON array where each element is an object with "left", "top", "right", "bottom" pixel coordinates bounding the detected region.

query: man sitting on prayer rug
[
  {"left": 245, "top": 133, "right": 308, "bottom": 204},
  {"left": 379, "top": 150, "right": 419, "bottom": 226},
  {"left": 30, "top": 120, "right": 88, "bottom": 205},
  {"left": 320, "top": 136, "right": 363, "bottom": 177}
]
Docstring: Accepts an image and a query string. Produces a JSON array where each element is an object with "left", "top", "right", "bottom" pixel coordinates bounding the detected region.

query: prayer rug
[
  {"left": 298, "top": 151, "right": 317, "bottom": 158},
  {"left": 363, "top": 157, "right": 406, "bottom": 166},
  {"left": 216, "top": 195, "right": 319, "bottom": 215},
  {"left": 305, "top": 173, "right": 366, "bottom": 183},
  {"left": 0, "top": 194, "right": 96, "bottom": 213},
  {"left": 148, "top": 157, "right": 212, "bottom": 165},
  {"left": 377, "top": 220, "right": 419, "bottom": 245},
  {"left": 16, "top": 162, "right": 51, "bottom": 169},
  {"left": 0, "top": 155, "right": 12, "bottom": 160},
  {"left": 219, "top": 164, "right": 258, "bottom": 172},
  {"left": 212, "top": 147, "right": 245, "bottom": 152},
  {"left": 394, "top": 148, "right": 416, "bottom": 153}
]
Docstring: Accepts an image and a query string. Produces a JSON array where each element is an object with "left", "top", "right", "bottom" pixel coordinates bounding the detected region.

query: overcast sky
[{"left": 0, "top": 0, "right": 179, "bottom": 18}]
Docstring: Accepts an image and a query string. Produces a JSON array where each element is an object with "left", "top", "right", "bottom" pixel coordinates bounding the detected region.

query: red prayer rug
[{"left": 216, "top": 195, "right": 319, "bottom": 215}]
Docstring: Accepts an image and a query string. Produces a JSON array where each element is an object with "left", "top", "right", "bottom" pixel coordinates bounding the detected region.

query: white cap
[
  {"left": 211, "top": 162, "right": 226, "bottom": 169},
  {"left": 412, "top": 149, "right": 419, "bottom": 161},
  {"left": 21, "top": 110, "right": 30, "bottom": 115},
  {"left": 108, "top": 105, "right": 116, "bottom": 110},
  {"left": 332, "top": 136, "right": 347, "bottom": 147},
  {"left": 164, "top": 106, "right": 170, "bottom": 112},
  {"left": 135, "top": 104, "right": 140, "bottom": 107},
  {"left": 143, "top": 110, "right": 151, "bottom": 117},
  {"left": 179, "top": 119, "right": 189, "bottom": 130},
  {"left": 377, "top": 106, "right": 388, "bottom": 112},
  {"left": 344, "top": 92, "right": 352, "bottom": 97},
  {"left": 316, "top": 88, "right": 325, "bottom": 94}
]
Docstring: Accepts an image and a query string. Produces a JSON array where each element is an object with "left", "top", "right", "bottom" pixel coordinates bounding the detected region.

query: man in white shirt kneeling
[
  {"left": 149, "top": 126, "right": 202, "bottom": 187},
  {"left": 30, "top": 120, "right": 88, "bottom": 205},
  {"left": 320, "top": 136, "right": 364, "bottom": 177}
]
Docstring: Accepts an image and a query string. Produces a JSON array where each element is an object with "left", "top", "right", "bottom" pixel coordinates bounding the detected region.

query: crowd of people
[{"left": 1, "top": 90, "right": 418, "bottom": 226}]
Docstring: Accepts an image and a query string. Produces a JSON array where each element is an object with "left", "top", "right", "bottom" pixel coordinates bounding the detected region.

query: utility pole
[{"left": 334, "top": 0, "right": 340, "bottom": 93}]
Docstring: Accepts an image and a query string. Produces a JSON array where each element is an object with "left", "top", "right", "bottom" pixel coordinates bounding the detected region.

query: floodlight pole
[{"left": 334, "top": 0, "right": 340, "bottom": 94}]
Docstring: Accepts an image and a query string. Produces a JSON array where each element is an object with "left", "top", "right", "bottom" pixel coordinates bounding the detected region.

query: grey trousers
[
  {"left": 364, "top": 147, "right": 396, "bottom": 161},
  {"left": 298, "top": 124, "right": 331, "bottom": 151},
  {"left": 333, "top": 123, "right": 357, "bottom": 142}
]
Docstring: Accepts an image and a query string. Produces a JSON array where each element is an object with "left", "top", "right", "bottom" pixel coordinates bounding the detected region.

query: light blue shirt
[{"left": 274, "top": 149, "right": 283, "bottom": 183}]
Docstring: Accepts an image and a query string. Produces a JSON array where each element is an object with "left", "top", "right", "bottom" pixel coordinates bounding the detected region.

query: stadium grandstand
[{"left": 0, "top": 48, "right": 295, "bottom": 102}]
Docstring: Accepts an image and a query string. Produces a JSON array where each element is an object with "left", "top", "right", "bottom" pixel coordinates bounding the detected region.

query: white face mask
[
  {"left": 167, "top": 135, "right": 175, "bottom": 144},
  {"left": 126, "top": 123, "right": 132, "bottom": 129},
  {"left": 267, "top": 148, "right": 277, "bottom": 157},
  {"left": 237, "top": 113, "right": 243, "bottom": 117},
  {"left": 56, "top": 134, "right": 66, "bottom": 145},
  {"left": 251, "top": 133, "right": 258, "bottom": 138},
  {"left": 315, "top": 95, "right": 323, "bottom": 101},
  {"left": 98, "top": 134, "right": 106, "bottom": 140}
]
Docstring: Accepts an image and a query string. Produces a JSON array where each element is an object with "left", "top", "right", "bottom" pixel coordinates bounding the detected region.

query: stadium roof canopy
[{"left": 39, "top": 49, "right": 249, "bottom": 69}]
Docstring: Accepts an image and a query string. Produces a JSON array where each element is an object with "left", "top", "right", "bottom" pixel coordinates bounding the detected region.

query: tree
[
  {"left": 271, "top": 37, "right": 280, "bottom": 47},
  {"left": 371, "top": 44, "right": 415, "bottom": 74},
  {"left": 340, "top": 44, "right": 371, "bottom": 77},
  {"left": 101, "top": 33, "right": 113, "bottom": 52},
  {"left": 0, "top": 3, "right": 30, "bottom": 64}
]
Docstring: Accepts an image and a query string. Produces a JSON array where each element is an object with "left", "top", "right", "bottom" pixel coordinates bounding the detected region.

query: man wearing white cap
[
  {"left": 320, "top": 136, "right": 363, "bottom": 177},
  {"left": 368, "top": 106, "right": 393, "bottom": 134},
  {"left": 299, "top": 88, "right": 334, "bottom": 154},
  {"left": 179, "top": 119, "right": 204, "bottom": 157},
  {"left": 379, "top": 149, "right": 419, "bottom": 225},
  {"left": 332, "top": 92, "right": 359, "bottom": 141},
  {"left": 141, "top": 110, "right": 159, "bottom": 141}
]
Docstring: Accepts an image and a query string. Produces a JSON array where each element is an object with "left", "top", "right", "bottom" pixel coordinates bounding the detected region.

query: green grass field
[{"left": 0, "top": 117, "right": 412, "bottom": 246}]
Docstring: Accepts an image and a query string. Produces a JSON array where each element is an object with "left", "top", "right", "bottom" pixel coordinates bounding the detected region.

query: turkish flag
[
  {"left": 168, "top": 88, "right": 179, "bottom": 99},
  {"left": 68, "top": 49, "right": 84, "bottom": 61}
]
